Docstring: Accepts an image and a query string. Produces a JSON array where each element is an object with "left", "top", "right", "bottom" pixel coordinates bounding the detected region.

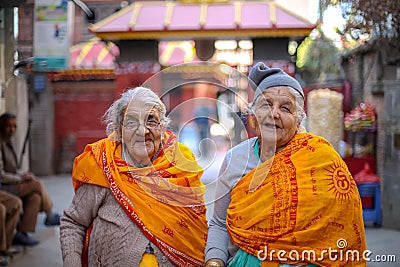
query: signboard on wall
[
  {"left": 33, "top": 74, "right": 46, "bottom": 92},
  {"left": 33, "top": 0, "right": 70, "bottom": 71}
]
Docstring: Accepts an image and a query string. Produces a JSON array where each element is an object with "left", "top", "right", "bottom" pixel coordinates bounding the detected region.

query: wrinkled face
[
  {"left": 121, "top": 99, "right": 163, "bottom": 165},
  {"left": 0, "top": 118, "right": 17, "bottom": 141},
  {"left": 253, "top": 86, "right": 298, "bottom": 152}
]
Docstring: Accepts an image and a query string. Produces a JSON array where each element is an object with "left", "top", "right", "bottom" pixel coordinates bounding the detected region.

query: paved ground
[{"left": 6, "top": 150, "right": 400, "bottom": 266}]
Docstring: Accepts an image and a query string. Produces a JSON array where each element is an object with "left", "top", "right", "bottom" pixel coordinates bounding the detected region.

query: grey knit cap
[{"left": 249, "top": 62, "right": 304, "bottom": 101}]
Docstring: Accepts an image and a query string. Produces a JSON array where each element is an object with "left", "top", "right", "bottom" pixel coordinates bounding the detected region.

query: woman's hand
[{"left": 21, "top": 172, "right": 35, "bottom": 181}]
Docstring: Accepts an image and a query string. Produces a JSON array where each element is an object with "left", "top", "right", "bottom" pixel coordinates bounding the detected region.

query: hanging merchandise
[
  {"left": 344, "top": 103, "right": 377, "bottom": 132},
  {"left": 307, "top": 88, "right": 344, "bottom": 151},
  {"left": 353, "top": 162, "right": 380, "bottom": 185}
]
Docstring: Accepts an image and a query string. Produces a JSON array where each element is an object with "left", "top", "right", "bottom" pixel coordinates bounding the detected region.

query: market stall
[{"left": 343, "top": 103, "right": 377, "bottom": 176}]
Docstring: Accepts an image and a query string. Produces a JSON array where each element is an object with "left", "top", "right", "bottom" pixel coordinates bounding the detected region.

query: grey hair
[
  {"left": 102, "top": 86, "right": 170, "bottom": 141},
  {"left": 250, "top": 87, "right": 307, "bottom": 125}
]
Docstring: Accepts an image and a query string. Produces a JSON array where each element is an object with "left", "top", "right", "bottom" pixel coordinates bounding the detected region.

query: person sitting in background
[
  {"left": 0, "top": 112, "right": 61, "bottom": 247},
  {"left": 205, "top": 62, "right": 367, "bottom": 267},
  {"left": 0, "top": 190, "right": 22, "bottom": 266},
  {"left": 60, "top": 87, "right": 208, "bottom": 266}
]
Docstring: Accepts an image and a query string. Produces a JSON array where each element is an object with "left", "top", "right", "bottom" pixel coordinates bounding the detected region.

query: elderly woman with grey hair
[
  {"left": 205, "top": 63, "right": 367, "bottom": 267},
  {"left": 60, "top": 87, "right": 208, "bottom": 267}
]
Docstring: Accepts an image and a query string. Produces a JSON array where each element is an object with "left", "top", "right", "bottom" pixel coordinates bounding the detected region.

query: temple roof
[
  {"left": 48, "top": 38, "right": 119, "bottom": 81},
  {"left": 89, "top": 1, "right": 315, "bottom": 40},
  {"left": 70, "top": 37, "right": 119, "bottom": 69}
]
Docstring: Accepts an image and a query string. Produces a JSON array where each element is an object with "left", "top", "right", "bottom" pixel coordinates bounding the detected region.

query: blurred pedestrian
[
  {"left": 194, "top": 105, "right": 214, "bottom": 157},
  {"left": 0, "top": 112, "right": 61, "bottom": 247},
  {"left": 194, "top": 105, "right": 212, "bottom": 140},
  {"left": 0, "top": 190, "right": 22, "bottom": 266},
  {"left": 60, "top": 87, "right": 208, "bottom": 266},
  {"left": 205, "top": 62, "right": 367, "bottom": 266}
]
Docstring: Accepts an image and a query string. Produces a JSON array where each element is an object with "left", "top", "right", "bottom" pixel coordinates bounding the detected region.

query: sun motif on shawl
[{"left": 325, "top": 160, "right": 357, "bottom": 201}]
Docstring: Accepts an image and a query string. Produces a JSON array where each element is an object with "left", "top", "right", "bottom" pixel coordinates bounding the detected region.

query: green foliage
[
  {"left": 296, "top": 32, "right": 341, "bottom": 83},
  {"left": 330, "top": 0, "right": 400, "bottom": 64},
  {"left": 336, "top": 0, "right": 399, "bottom": 39}
]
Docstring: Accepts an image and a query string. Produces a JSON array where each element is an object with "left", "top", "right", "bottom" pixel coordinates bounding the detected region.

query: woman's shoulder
[
  {"left": 222, "top": 137, "right": 259, "bottom": 169},
  {"left": 82, "top": 137, "right": 116, "bottom": 152},
  {"left": 226, "top": 137, "right": 258, "bottom": 156},
  {"left": 294, "top": 132, "right": 340, "bottom": 159},
  {"left": 299, "top": 132, "right": 336, "bottom": 148},
  {"left": 91, "top": 137, "right": 110, "bottom": 146}
]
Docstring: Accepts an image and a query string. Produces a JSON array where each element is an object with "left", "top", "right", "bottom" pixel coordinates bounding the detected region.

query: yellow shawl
[
  {"left": 227, "top": 133, "right": 367, "bottom": 266},
  {"left": 72, "top": 131, "right": 208, "bottom": 266}
]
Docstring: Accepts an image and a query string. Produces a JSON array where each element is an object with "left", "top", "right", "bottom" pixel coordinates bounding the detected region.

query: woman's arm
[
  {"left": 205, "top": 138, "right": 259, "bottom": 266},
  {"left": 60, "top": 183, "right": 107, "bottom": 266},
  {"left": 205, "top": 153, "right": 233, "bottom": 266}
]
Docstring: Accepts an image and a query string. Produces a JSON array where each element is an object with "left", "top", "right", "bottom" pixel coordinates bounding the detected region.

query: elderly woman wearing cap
[{"left": 204, "top": 62, "right": 367, "bottom": 267}]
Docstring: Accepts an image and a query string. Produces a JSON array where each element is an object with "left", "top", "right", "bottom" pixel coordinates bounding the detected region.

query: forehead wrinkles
[
  {"left": 256, "top": 89, "right": 294, "bottom": 106},
  {"left": 263, "top": 87, "right": 295, "bottom": 99},
  {"left": 124, "top": 106, "right": 160, "bottom": 120}
]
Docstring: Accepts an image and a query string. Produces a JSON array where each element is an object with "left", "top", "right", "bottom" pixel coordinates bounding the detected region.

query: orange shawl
[
  {"left": 227, "top": 133, "right": 367, "bottom": 266},
  {"left": 72, "top": 131, "right": 208, "bottom": 266}
]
